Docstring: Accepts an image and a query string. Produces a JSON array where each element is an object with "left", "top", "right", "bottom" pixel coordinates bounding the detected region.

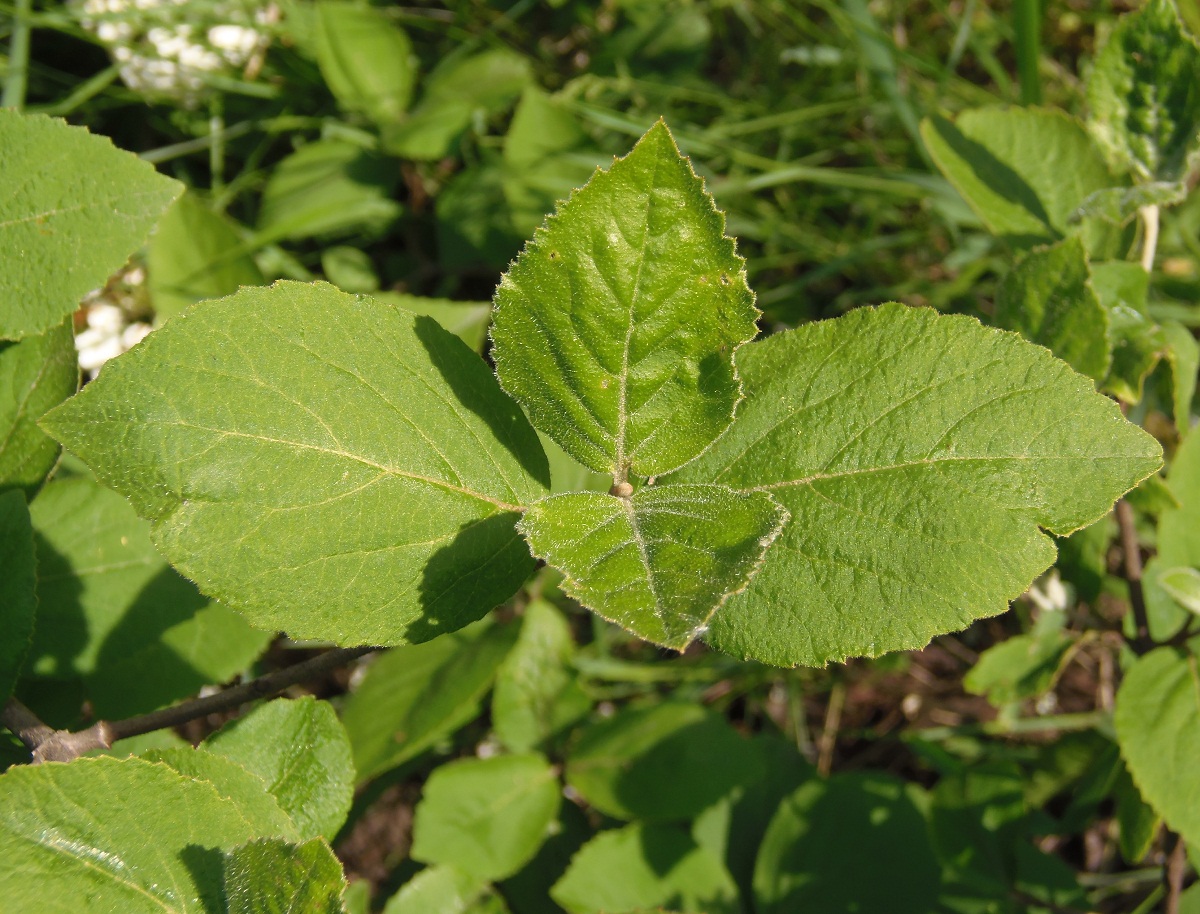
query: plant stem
[
  {"left": 1164, "top": 831, "right": 1188, "bottom": 914},
  {"left": 2, "top": 0, "right": 33, "bottom": 110},
  {"left": 817, "top": 679, "right": 845, "bottom": 776},
  {"left": 1013, "top": 0, "right": 1043, "bottom": 105},
  {"left": 1141, "top": 204, "right": 1160, "bottom": 273},
  {"left": 1, "top": 645, "right": 374, "bottom": 764},
  {"left": 1116, "top": 498, "right": 1154, "bottom": 653}
]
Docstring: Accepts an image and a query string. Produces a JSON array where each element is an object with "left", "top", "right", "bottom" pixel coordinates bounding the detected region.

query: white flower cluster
[
  {"left": 77, "top": 0, "right": 275, "bottom": 104},
  {"left": 75, "top": 265, "right": 153, "bottom": 378}
]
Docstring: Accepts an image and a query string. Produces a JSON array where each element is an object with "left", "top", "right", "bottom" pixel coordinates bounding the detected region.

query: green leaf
[
  {"left": 382, "top": 866, "right": 489, "bottom": 914},
  {"left": 139, "top": 747, "right": 301, "bottom": 838},
  {"left": 1158, "top": 565, "right": 1200, "bottom": 614},
  {"left": 920, "top": 107, "right": 1119, "bottom": 251},
  {"left": 1164, "top": 319, "right": 1199, "bottom": 429},
  {"left": 492, "top": 121, "right": 759, "bottom": 479},
  {"left": 1160, "top": 426, "right": 1200, "bottom": 574},
  {"left": 383, "top": 50, "right": 532, "bottom": 161},
  {"left": 0, "top": 111, "right": 181, "bottom": 340},
  {"left": 412, "top": 752, "right": 561, "bottom": 881},
  {"left": 963, "top": 612, "right": 1074, "bottom": 706},
  {"left": 519, "top": 485, "right": 786, "bottom": 649},
  {"left": 0, "top": 756, "right": 292, "bottom": 913},
  {"left": 42, "top": 282, "right": 549, "bottom": 647},
  {"left": 147, "top": 191, "right": 263, "bottom": 322},
  {"left": 223, "top": 837, "right": 347, "bottom": 914},
  {"left": 1088, "top": 0, "right": 1200, "bottom": 181},
  {"left": 436, "top": 161, "right": 523, "bottom": 270},
  {"left": 551, "top": 823, "right": 741, "bottom": 914},
  {"left": 204, "top": 697, "right": 355, "bottom": 840},
  {"left": 675, "top": 303, "right": 1160, "bottom": 667},
  {"left": 256, "top": 142, "right": 401, "bottom": 242},
  {"left": 0, "top": 320, "right": 77, "bottom": 491},
  {"left": 564, "top": 700, "right": 765, "bottom": 822},
  {"left": 994, "top": 237, "right": 1111, "bottom": 381},
  {"left": 343, "top": 619, "right": 518, "bottom": 781},
  {"left": 315, "top": 2, "right": 416, "bottom": 125},
  {"left": 753, "top": 772, "right": 941, "bottom": 914},
  {"left": 1072, "top": 180, "right": 1189, "bottom": 225},
  {"left": 372, "top": 292, "right": 492, "bottom": 353},
  {"left": 22, "top": 472, "right": 268, "bottom": 717},
  {"left": 1114, "top": 764, "right": 1161, "bottom": 864},
  {"left": 0, "top": 490, "right": 37, "bottom": 705},
  {"left": 493, "top": 599, "right": 590, "bottom": 752},
  {"left": 321, "top": 246, "right": 380, "bottom": 294},
  {"left": 1115, "top": 647, "right": 1200, "bottom": 848},
  {"left": 1091, "top": 260, "right": 1167, "bottom": 403}
]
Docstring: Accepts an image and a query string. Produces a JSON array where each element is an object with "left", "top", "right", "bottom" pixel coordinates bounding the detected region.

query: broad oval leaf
[
  {"left": 0, "top": 491, "right": 36, "bottom": 705},
  {"left": 1088, "top": 0, "right": 1200, "bottom": 181},
  {"left": 921, "top": 107, "right": 1120, "bottom": 252},
  {"left": 491, "top": 120, "right": 759, "bottom": 478},
  {"left": 411, "top": 752, "right": 561, "bottom": 881},
  {"left": 675, "top": 303, "right": 1161, "bottom": 667},
  {"left": 0, "top": 320, "right": 77, "bottom": 491},
  {"left": 41, "top": 282, "right": 549, "bottom": 647},
  {"left": 753, "top": 772, "right": 940, "bottom": 914},
  {"left": 550, "top": 823, "right": 741, "bottom": 914},
  {"left": 0, "top": 111, "right": 181, "bottom": 340},
  {"left": 519, "top": 484, "right": 786, "bottom": 650},
  {"left": 0, "top": 756, "right": 292, "bottom": 914},
  {"left": 315, "top": 1, "right": 416, "bottom": 125},
  {"left": 1115, "top": 647, "right": 1200, "bottom": 849},
  {"left": 203, "top": 696, "right": 355, "bottom": 841},
  {"left": 995, "top": 237, "right": 1111, "bottom": 382},
  {"left": 223, "top": 837, "right": 347, "bottom": 914}
]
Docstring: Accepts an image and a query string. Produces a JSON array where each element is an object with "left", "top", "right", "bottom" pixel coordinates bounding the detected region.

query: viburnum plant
[{"left": 0, "top": 1, "right": 1197, "bottom": 908}]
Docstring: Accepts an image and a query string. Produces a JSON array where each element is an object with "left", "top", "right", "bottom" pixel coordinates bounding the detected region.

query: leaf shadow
[
  {"left": 411, "top": 314, "right": 550, "bottom": 490},
  {"left": 179, "top": 843, "right": 228, "bottom": 914}
]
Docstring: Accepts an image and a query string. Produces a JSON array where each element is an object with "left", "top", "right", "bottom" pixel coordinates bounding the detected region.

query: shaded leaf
[
  {"left": 1115, "top": 647, "right": 1200, "bottom": 848},
  {"left": 0, "top": 320, "right": 77, "bottom": 491},
  {"left": 412, "top": 752, "right": 561, "bottom": 881},
  {"left": 42, "top": 282, "right": 548, "bottom": 647},
  {"left": 551, "top": 823, "right": 741, "bottom": 914},
  {"left": 315, "top": 2, "right": 415, "bottom": 125},
  {"left": 0, "top": 756, "right": 291, "bottom": 913},
  {"left": 753, "top": 772, "right": 940, "bottom": 914},
  {"left": 223, "top": 837, "right": 346, "bottom": 914},
  {"left": 1072, "top": 181, "right": 1188, "bottom": 225},
  {"left": 520, "top": 485, "right": 785, "bottom": 649},
  {"left": 1163, "top": 319, "right": 1199, "bottom": 430},
  {"left": 382, "top": 866, "right": 489, "bottom": 914},
  {"left": 344, "top": 619, "right": 518, "bottom": 781},
  {"left": 204, "top": 696, "right": 355, "bottom": 840},
  {"left": 1088, "top": 0, "right": 1200, "bottom": 181},
  {"left": 492, "top": 121, "right": 759, "bottom": 478},
  {"left": 565, "top": 700, "right": 764, "bottom": 822},
  {"left": 0, "top": 111, "right": 181, "bottom": 340},
  {"left": 676, "top": 304, "right": 1160, "bottom": 666},
  {"left": 0, "top": 491, "right": 37, "bottom": 705},
  {"left": 373, "top": 291, "right": 492, "bottom": 353},
  {"left": 963, "top": 610, "right": 1074, "bottom": 706},
  {"left": 920, "top": 107, "right": 1120, "bottom": 251},
  {"left": 256, "top": 142, "right": 401, "bottom": 242},
  {"left": 147, "top": 191, "right": 263, "bottom": 322},
  {"left": 994, "top": 236, "right": 1110, "bottom": 381},
  {"left": 492, "top": 599, "right": 591, "bottom": 753}
]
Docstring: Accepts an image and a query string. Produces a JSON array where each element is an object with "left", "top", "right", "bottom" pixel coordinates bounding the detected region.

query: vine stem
[
  {"left": 1, "top": 645, "right": 374, "bottom": 764},
  {"left": 1115, "top": 498, "right": 1154, "bottom": 654},
  {"left": 1164, "top": 831, "right": 1188, "bottom": 914},
  {"left": 2, "top": 0, "right": 33, "bottom": 110},
  {"left": 1140, "top": 204, "right": 1160, "bottom": 273}
]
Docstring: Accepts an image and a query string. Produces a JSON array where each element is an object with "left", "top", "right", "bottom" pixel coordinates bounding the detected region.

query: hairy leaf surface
[
  {"left": 411, "top": 752, "right": 561, "bottom": 880},
  {"left": 0, "top": 757, "right": 290, "bottom": 913},
  {"left": 921, "top": 107, "right": 1119, "bottom": 251},
  {"left": 492, "top": 121, "right": 758, "bottom": 478},
  {"left": 223, "top": 838, "right": 346, "bottom": 914},
  {"left": 0, "top": 111, "right": 181, "bottom": 340},
  {"left": 0, "top": 320, "right": 77, "bottom": 491},
  {"left": 42, "top": 282, "right": 549, "bottom": 647},
  {"left": 204, "top": 697, "right": 355, "bottom": 840},
  {"left": 1115, "top": 648, "right": 1200, "bottom": 849},
  {"left": 676, "top": 304, "right": 1160, "bottom": 666},
  {"left": 520, "top": 485, "right": 784, "bottom": 649},
  {"left": 1088, "top": 0, "right": 1200, "bottom": 181}
]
